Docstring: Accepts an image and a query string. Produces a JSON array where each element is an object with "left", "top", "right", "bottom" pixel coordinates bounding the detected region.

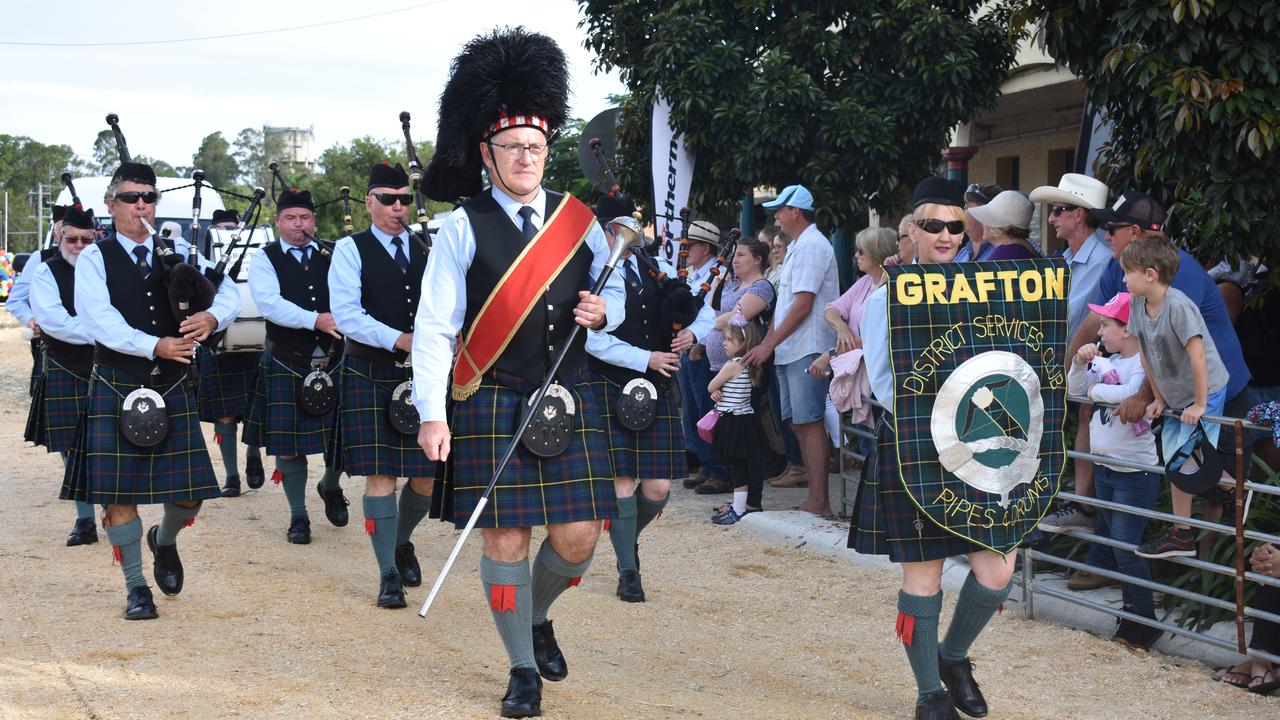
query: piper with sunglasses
[
  {"left": 27, "top": 205, "right": 101, "bottom": 548},
  {"left": 326, "top": 161, "right": 435, "bottom": 609},
  {"left": 412, "top": 28, "right": 625, "bottom": 718},
  {"left": 851, "top": 177, "right": 1022, "bottom": 720},
  {"left": 59, "top": 161, "right": 241, "bottom": 621}
]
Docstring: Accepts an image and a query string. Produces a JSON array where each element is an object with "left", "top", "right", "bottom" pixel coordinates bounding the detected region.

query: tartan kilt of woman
[
  {"left": 25, "top": 359, "right": 90, "bottom": 453},
  {"left": 848, "top": 412, "right": 982, "bottom": 563},
  {"left": 60, "top": 365, "right": 220, "bottom": 505},
  {"left": 582, "top": 372, "right": 683, "bottom": 480},
  {"left": 433, "top": 369, "right": 616, "bottom": 529},
  {"left": 242, "top": 352, "right": 340, "bottom": 458},
  {"left": 331, "top": 355, "right": 433, "bottom": 478},
  {"left": 196, "top": 346, "right": 261, "bottom": 422}
]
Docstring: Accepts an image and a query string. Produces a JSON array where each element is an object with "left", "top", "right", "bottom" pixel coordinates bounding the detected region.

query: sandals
[
  {"left": 1250, "top": 668, "right": 1280, "bottom": 696},
  {"left": 1213, "top": 667, "right": 1252, "bottom": 689}
]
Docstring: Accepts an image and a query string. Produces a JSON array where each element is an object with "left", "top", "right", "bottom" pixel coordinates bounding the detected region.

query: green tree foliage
[
  {"left": 1022, "top": 0, "right": 1280, "bottom": 272},
  {"left": 0, "top": 135, "right": 82, "bottom": 251},
  {"left": 542, "top": 118, "right": 595, "bottom": 203},
  {"left": 578, "top": 0, "right": 1021, "bottom": 229},
  {"left": 231, "top": 127, "right": 287, "bottom": 190},
  {"left": 191, "top": 131, "right": 239, "bottom": 187}
]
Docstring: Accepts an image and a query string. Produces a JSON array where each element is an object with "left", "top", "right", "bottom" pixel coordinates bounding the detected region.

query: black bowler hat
[
  {"left": 52, "top": 205, "right": 67, "bottom": 223},
  {"left": 62, "top": 205, "right": 95, "bottom": 230},
  {"left": 912, "top": 177, "right": 966, "bottom": 209},
  {"left": 593, "top": 193, "right": 636, "bottom": 222},
  {"left": 211, "top": 209, "right": 238, "bottom": 225},
  {"left": 112, "top": 161, "right": 157, "bottom": 186},
  {"left": 276, "top": 188, "right": 315, "bottom": 212},
  {"left": 368, "top": 162, "right": 410, "bottom": 192}
]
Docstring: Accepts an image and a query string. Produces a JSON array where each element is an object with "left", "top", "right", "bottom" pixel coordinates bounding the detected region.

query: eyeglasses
[
  {"left": 1104, "top": 222, "right": 1135, "bottom": 233},
  {"left": 965, "top": 183, "right": 994, "bottom": 203},
  {"left": 372, "top": 192, "right": 413, "bottom": 207},
  {"left": 61, "top": 234, "right": 94, "bottom": 245},
  {"left": 1050, "top": 204, "right": 1078, "bottom": 216},
  {"left": 114, "top": 191, "right": 158, "bottom": 204},
  {"left": 488, "top": 142, "right": 548, "bottom": 160},
  {"left": 915, "top": 218, "right": 966, "bottom": 235}
]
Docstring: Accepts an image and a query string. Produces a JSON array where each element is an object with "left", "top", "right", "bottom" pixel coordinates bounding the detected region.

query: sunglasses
[
  {"left": 1104, "top": 222, "right": 1135, "bottom": 233},
  {"left": 61, "top": 235, "right": 94, "bottom": 245},
  {"left": 915, "top": 218, "right": 966, "bottom": 235},
  {"left": 1050, "top": 204, "right": 1078, "bottom": 216},
  {"left": 114, "top": 191, "right": 158, "bottom": 204},
  {"left": 372, "top": 192, "right": 413, "bottom": 207}
]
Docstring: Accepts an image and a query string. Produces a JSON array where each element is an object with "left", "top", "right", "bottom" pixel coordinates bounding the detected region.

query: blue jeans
[
  {"left": 1087, "top": 465, "right": 1161, "bottom": 616},
  {"left": 678, "top": 353, "right": 727, "bottom": 478}
]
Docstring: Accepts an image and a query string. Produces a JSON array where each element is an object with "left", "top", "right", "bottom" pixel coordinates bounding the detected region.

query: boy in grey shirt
[{"left": 1121, "top": 237, "right": 1230, "bottom": 559}]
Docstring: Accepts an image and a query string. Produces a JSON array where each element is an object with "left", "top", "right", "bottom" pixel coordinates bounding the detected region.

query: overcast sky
[{"left": 0, "top": 0, "right": 625, "bottom": 168}]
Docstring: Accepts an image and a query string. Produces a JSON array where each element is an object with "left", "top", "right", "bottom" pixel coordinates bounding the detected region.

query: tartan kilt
[
  {"left": 60, "top": 365, "right": 220, "bottom": 505},
  {"left": 583, "top": 373, "right": 683, "bottom": 480},
  {"left": 243, "top": 352, "right": 339, "bottom": 458},
  {"left": 26, "top": 361, "right": 90, "bottom": 453},
  {"left": 334, "top": 355, "right": 434, "bottom": 478},
  {"left": 848, "top": 412, "right": 981, "bottom": 563},
  {"left": 434, "top": 369, "right": 615, "bottom": 529},
  {"left": 196, "top": 347, "right": 261, "bottom": 422}
]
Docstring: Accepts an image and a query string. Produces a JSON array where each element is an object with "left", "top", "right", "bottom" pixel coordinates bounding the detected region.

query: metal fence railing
[{"left": 837, "top": 395, "right": 1279, "bottom": 664}]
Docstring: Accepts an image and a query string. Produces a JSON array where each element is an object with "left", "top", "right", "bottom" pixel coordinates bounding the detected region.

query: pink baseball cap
[{"left": 1088, "top": 292, "right": 1131, "bottom": 324}]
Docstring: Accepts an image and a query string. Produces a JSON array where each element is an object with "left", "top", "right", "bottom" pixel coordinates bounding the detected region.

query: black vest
[
  {"left": 461, "top": 191, "right": 593, "bottom": 383},
  {"left": 42, "top": 254, "right": 94, "bottom": 369},
  {"left": 99, "top": 238, "right": 180, "bottom": 339},
  {"left": 588, "top": 258, "right": 668, "bottom": 387},
  {"left": 263, "top": 241, "right": 336, "bottom": 357},
  {"left": 46, "top": 255, "right": 78, "bottom": 319},
  {"left": 354, "top": 229, "right": 427, "bottom": 334},
  {"left": 39, "top": 246, "right": 58, "bottom": 263}
]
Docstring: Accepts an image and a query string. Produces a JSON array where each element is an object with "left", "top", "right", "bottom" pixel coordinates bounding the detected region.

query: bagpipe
[{"left": 396, "top": 111, "right": 433, "bottom": 257}]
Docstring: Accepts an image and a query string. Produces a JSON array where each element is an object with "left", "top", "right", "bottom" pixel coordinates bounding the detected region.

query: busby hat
[
  {"left": 424, "top": 27, "right": 571, "bottom": 202},
  {"left": 62, "top": 205, "right": 95, "bottom": 231},
  {"left": 211, "top": 209, "right": 238, "bottom": 225},
  {"left": 368, "top": 162, "right": 410, "bottom": 192},
  {"left": 276, "top": 187, "right": 315, "bottom": 212},
  {"left": 52, "top": 205, "right": 67, "bottom": 223},
  {"left": 112, "top": 162, "right": 157, "bottom": 186}
]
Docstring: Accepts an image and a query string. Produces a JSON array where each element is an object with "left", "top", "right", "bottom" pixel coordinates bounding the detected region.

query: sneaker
[
  {"left": 711, "top": 508, "right": 745, "bottom": 526},
  {"left": 1136, "top": 527, "right": 1197, "bottom": 559},
  {"left": 1066, "top": 570, "right": 1119, "bottom": 591},
  {"left": 1038, "top": 505, "right": 1096, "bottom": 533}
]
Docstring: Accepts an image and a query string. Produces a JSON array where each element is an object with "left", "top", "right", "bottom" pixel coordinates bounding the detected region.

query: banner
[
  {"left": 650, "top": 85, "right": 694, "bottom": 262},
  {"left": 885, "top": 259, "right": 1069, "bottom": 553}
]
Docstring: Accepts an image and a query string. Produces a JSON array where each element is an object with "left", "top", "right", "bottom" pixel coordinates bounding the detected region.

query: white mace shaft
[{"left": 418, "top": 496, "right": 489, "bottom": 618}]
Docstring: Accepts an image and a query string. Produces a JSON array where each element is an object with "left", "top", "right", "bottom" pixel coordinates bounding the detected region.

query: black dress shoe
[
  {"left": 220, "top": 475, "right": 241, "bottom": 498},
  {"left": 500, "top": 667, "right": 542, "bottom": 718},
  {"left": 938, "top": 656, "right": 988, "bottom": 718},
  {"left": 245, "top": 455, "right": 265, "bottom": 489},
  {"left": 377, "top": 569, "right": 407, "bottom": 608},
  {"left": 66, "top": 517, "right": 99, "bottom": 546},
  {"left": 146, "top": 525, "right": 184, "bottom": 596},
  {"left": 916, "top": 690, "right": 961, "bottom": 720},
  {"left": 395, "top": 542, "right": 422, "bottom": 587},
  {"left": 124, "top": 585, "right": 159, "bottom": 620},
  {"left": 287, "top": 516, "right": 311, "bottom": 545},
  {"left": 531, "top": 620, "right": 567, "bottom": 681},
  {"left": 317, "top": 484, "right": 349, "bottom": 527},
  {"left": 616, "top": 569, "right": 645, "bottom": 603}
]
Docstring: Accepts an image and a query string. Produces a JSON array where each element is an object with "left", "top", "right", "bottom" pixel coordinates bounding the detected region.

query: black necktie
[
  {"left": 293, "top": 246, "right": 310, "bottom": 271},
  {"left": 518, "top": 205, "right": 537, "bottom": 242},
  {"left": 390, "top": 236, "right": 409, "bottom": 271},
  {"left": 624, "top": 258, "right": 642, "bottom": 294},
  {"left": 133, "top": 245, "right": 150, "bottom": 278}
]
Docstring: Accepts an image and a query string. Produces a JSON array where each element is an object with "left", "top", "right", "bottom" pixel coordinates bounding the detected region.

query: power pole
[
  {"left": 36, "top": 183, "right": 44, "bottom": 251},
  {"left": 3, "top": 191, "right": 8, "bottom": 254}
]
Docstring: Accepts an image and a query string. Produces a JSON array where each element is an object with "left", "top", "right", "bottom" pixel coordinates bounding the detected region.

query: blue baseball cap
[{"left": 762, "top": 184, "right": 815, "bottom": 211}]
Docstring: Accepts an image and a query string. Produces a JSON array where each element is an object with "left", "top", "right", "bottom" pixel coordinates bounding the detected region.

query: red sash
[{"left": 451, "top": 194, "right": 596, "bottom": 401}]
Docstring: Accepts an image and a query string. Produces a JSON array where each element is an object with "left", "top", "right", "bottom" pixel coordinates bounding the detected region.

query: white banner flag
[{"left": 651, "top": 85, "right": 695, "bottom": 262}]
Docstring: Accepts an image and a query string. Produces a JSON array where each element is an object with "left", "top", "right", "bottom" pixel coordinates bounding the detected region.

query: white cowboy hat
[{"left": 1028, "top": 173, "right": 1109, "bottom": 210}]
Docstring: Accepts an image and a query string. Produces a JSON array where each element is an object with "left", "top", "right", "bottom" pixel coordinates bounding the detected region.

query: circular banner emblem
[{"left": 931, "top": 351, "right": 1043, "bottom": 507}]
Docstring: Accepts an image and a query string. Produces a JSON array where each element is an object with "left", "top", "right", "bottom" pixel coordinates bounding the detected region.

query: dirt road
[{"left": 0, "top": 322, "right": 1273, "bottom": 719}]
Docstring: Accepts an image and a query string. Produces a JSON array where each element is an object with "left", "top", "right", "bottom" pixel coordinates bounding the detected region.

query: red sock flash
[
  {"left": 896, "top": 611, "right": 916, "bottom": 648},
  {"left": 489, "top": 584, "right": 516, "bottom": 613}
]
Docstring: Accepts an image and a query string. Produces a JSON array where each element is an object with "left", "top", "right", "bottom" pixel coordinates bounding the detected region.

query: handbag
[{"left": 697, "top": 409, "right": 720, "bottom": 443}]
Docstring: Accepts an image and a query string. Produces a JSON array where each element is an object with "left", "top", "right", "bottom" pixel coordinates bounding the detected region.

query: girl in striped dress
[{"left": 708, "top": 314, "right": 766, "bottom": 525}]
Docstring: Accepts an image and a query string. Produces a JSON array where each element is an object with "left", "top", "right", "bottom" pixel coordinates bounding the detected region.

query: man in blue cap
[{"left": 744, "top": 184, "right": 839, "bottom": 517}]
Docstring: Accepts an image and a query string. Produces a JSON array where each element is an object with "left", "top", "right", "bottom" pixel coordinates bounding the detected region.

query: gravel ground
[{"left": 0, "top": 318, "right": 1275, "bottom": 719}]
